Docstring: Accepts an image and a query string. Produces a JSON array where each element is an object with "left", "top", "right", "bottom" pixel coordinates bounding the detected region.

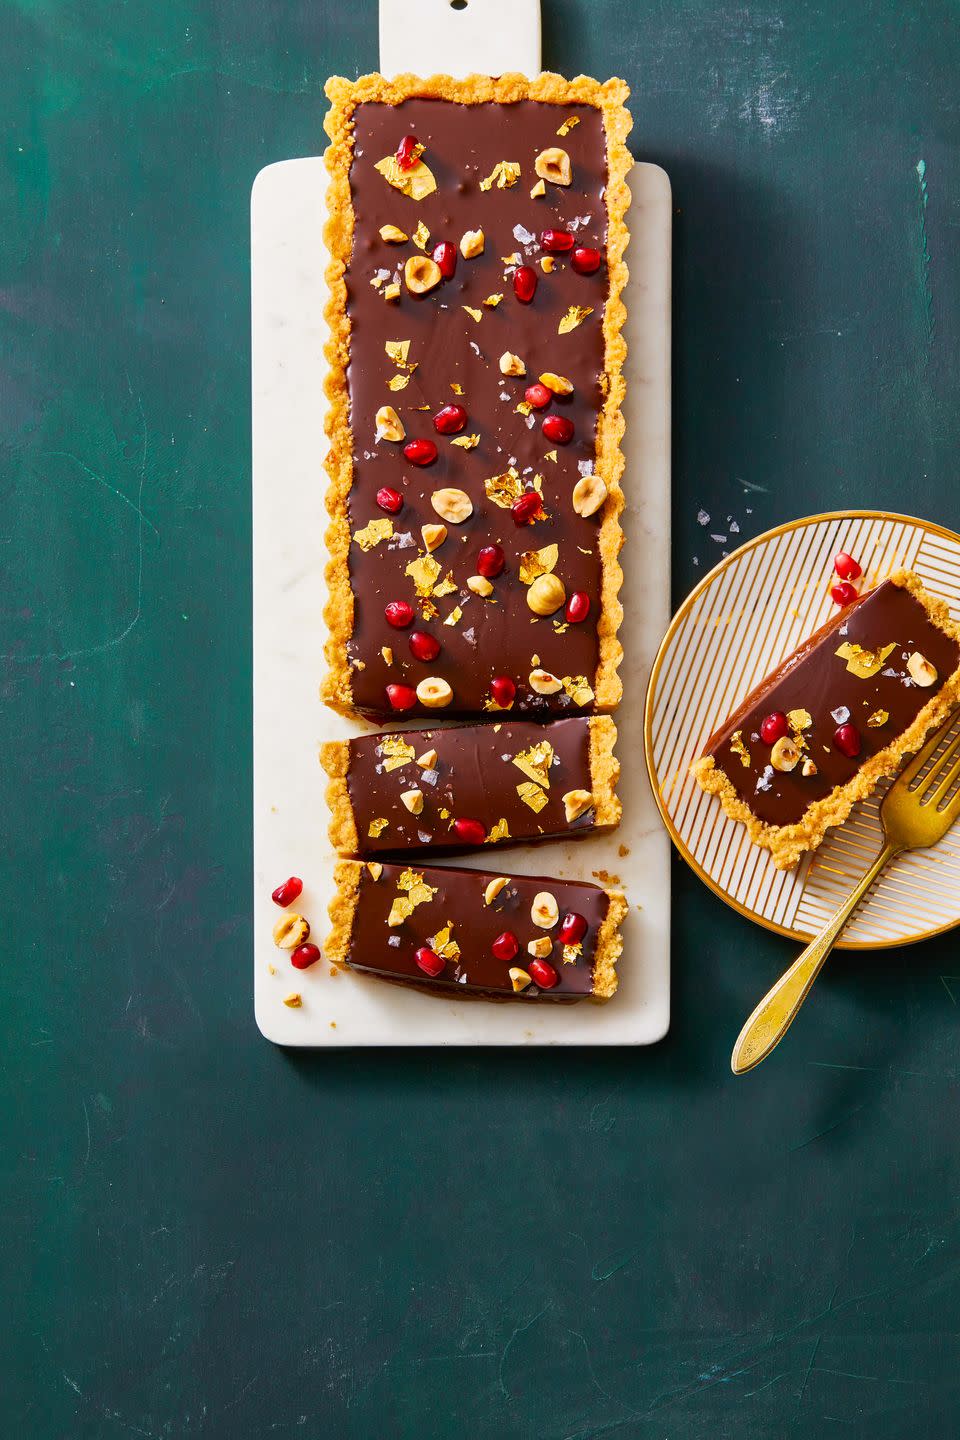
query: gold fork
[{"left": 731, "top": 707, "right": 960, "bottom": 1075}]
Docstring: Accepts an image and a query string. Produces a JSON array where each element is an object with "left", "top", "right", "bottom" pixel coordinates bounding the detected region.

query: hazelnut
[
  {"left": 907, "top": 651, "right": 937, "bottom": 687},
  {"left": 383, "top": 282, "right": 401, "bottom": 302},
  {"left": 527, "top": 936, "right": 553, "bottom": 958},
  {"left": 273, "top": 913, "right": 310, "bottom": 949},
  {"left": 770, "top": 736, "right": 801, "bottom": 773},
  {"left": 282, "top": 992, "right": 303, "bottom": 1008},
  {"left": 376, "top": 405, "right": 405, "bottom": 442},
  {"left": 527, "top": 574, "right": 566, "bottom": 616},
  {"left": 421, "top": 522, "right": 447, "bottom": 552},
  {"left": 467, "top": 575, "right": 493, "bottom": 597},
  {"left": 572, "top": 473, "right": 608, "bottom": 517},
  {"left": 801, "top": 757, "right": 818, "bottom": 777},
  {"left": 562, "top": 789, "right": 594, "bottom": 823},
  {"left": 416, "top": 748, "right": 438, "bottom": 769},
  {"left": 534, "top": 147, "right": 572, "bottom": 186},
  {"left": 400, "top": 788, "right": 424, "bottom": 814},
  {"left": 499, "top": 351, "right": 526, "bottom": 377},
  {"left": 416, "top": 677, "right": 453, "bottom": 708},
  {"left": 529, "top": 667, "right": 563, "bottom": 695},
  {"left": 379, "top": 223, "right": 408, "bottom": 242},
  {"left": 404, "top": 255, "right": 442, "bottom": 294},
  {"left": 531, "top": 891, "right": 560, "bottom": 929},
  {"left": 459, "top": 228, "right": 485, "bottom": 259},
  {"left": 509, "top": 966, "right": 532, "bottom": 992},
  {"left": 484, "top": 876, "right": 509, "bottom": 906},
  {"left": 430, "top": 488, "right": 473, "bottom": 524},
  {"left": 539, "top": 372, "right": 573, "bottom": 395}
]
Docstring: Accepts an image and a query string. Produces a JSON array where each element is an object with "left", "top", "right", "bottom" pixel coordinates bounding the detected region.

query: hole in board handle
[{"left": 450, "top": 0, "right": 468, "bottom": 9}]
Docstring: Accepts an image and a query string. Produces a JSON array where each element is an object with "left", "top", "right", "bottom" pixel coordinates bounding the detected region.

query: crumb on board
[
  {"left": 617, "top": 843, "right": 629, "bottom": 857},
  {"left": 591, "top": 868, "right": 621, "bottom": 885}
]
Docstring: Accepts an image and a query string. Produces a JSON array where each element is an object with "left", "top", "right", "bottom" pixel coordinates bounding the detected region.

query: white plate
[{"left": 645, "top": 511, "right": 960, "bottom": 949}]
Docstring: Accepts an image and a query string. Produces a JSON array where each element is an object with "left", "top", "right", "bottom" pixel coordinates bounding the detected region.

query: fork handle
[{"left": 731, "top": 841, "right": 901, "bottom": 1075}]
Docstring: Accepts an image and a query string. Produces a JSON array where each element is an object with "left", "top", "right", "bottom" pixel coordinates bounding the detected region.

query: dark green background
[{"left": 3, "top": 2, "right": 959, "bottom": 1436}]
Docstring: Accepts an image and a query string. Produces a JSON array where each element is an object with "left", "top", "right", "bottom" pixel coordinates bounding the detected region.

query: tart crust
[
  {"left": 691, "top": 570, "right": 960, "bottom": 870},
  {"left": 320, "top": 72, "right": 631, "bottom": 717}
]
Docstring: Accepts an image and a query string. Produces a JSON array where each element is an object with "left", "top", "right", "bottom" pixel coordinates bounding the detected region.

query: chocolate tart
[
  {"left": 320, "top": 715, "right": 620, "bottom": 856},
  {"left": 692, "top": 570, "right": 960, "bottom": 869},
  {"left": 326, "top": 858, "right": 625, "bottom": 1000},
  {"left": 321, "top": 73, "right": 630, "bottom": 721}
]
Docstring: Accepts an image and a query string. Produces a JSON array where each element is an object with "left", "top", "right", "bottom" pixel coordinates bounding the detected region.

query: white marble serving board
[{"left": 251, "top": 12, "right": 671, "bottom": 1044}]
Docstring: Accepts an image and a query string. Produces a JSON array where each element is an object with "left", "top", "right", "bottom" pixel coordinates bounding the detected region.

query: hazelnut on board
[{"left": 273, "top": 914, "right": 310, "bottom": 949}]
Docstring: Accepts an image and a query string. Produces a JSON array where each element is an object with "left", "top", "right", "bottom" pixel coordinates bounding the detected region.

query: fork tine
[
  {"left": 898, "top": 708, "right": 960, "bottom": 788},
  {"left": 925, "top": 732, "right": 960, "bottom": 804}
]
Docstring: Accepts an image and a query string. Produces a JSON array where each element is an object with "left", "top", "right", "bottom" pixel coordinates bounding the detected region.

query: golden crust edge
[
  {"left": 319, "top": 741, "right": 360, "bottom": 856},
  {"left": 588, "top": 715, "right": 622, "bottom": 829},
  {"left": 592, "top": 888, "right": 627, "bottom": 1001},
  {"left": 690, "top": 569, "right": 960, "bottom": 870},
  {"left": 320, "top": 72, "right": 632, "bottom": 718},
  {"left": 325, "top": 859, "right": 362, "bottom": 965}
]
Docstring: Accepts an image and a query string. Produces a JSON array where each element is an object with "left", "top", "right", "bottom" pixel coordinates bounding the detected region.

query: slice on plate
[
  {"left": 326, "top": 859, "right": 626, "bottom": 1000},
  {"left": 691, "top": 570, "right": 960, "bottom": 869}
]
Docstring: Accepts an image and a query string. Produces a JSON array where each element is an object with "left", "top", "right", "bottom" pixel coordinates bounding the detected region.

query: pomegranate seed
[
  {"left": 415, "top": 945, "right": 446, "bottom": 977},
  {"left": 386, "top": 683, "right": 417, "bottom": 712},
  {"left": 409, "top": 630, "right": 440, "bottom": 662},
  {"left": 490, "top": 675, "right": 516, "bottom": 707},
  {"left": 477, "top": 544, "right": 505, "bottom": 578},
  {"left": 272, "top": 876, "right": 303, "bottom": 907},
  {"left": 834, "top": 723, "right": 862, "bottom": 759},
  {"left": 524, "top": 382, "right": 552, "bottom": 410},
  {"left": 565, "top": 591, "right": 590, "bottom": 624},
  {"left": 432, "top": 240, "right": 457, "bottom": 279},
  {"left": 511, "top": 490, "right": 543, "bottom": 526},
  {"left": 542, "top": 414, "right": 574, "bottom": 445},
  {"left": 433, "top": 403, "right": 467, "bottom": 435},
  {"left": 491, "top": 931, "right": 519, "bottom": 962},
  {"left": 452, "top": 817, "right": 487, "bottom": 846},
  {"left": 290, "top": 942, "right": 321, "bottom": 970},
  {"left": 759, "top": 711, "right": 789, "bottom": 744},
  {"left": 376, "top": 486, "right": 403, "bottom": 514},
  {"left": 403, "top": 438, "right": 438, "bottom": 467},
  {"left": 385, "top": 600, "right": 414, "bottom": 629},
  {"left": 528, "top": 958, "right": 559, "bottom": 989},
  {"left": 540, "top": 227, "right": 575, "bottom": 253},
  {"left": 834, "top": 551, "right": 862, "bottom": 581},
  {"left": 831, "top": 580, "right": 858, "bottom": 606},
  {"left": 513, "top": 265, "right": 538, "bottom": 303},
  {"left": 571, "top": 245, "right": 602, "bottom": 274},
  {"left": 557, "top": 912, "right": 588, "bottom": 945},
  {"left": 396, "top": 134, "right": 420, "bottom": 171}
]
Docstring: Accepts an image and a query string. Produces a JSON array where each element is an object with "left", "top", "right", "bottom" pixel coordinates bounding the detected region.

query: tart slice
[
  {"left": 320, "top": 716, "right": 620, "bottom": 856},
  {"left": 692, "top": 570, "right": 960, "bottom": 869},
  {"left": 326, "top": 859, "right": 625, "bottom": 1000}
]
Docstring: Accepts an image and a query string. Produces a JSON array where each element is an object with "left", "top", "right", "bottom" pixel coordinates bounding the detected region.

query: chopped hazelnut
[
  {"left": 527, "top": 936, "right": 553, "bottom": 958},
  {"left": 430, "top": 488, "right": 473, "bottom": 524},
  {"left": 273, "top": 913, "right": 310, "bottom": 949},
  {"left": 416, "top": 677, "right": 453, "bottom": 708},
  {"left": 421, "top": 522, "right": 447, "bottom": 552},
  {"left": 531, "top": 891, "right": 560, "bottom": 928},
  {"left": 499, "top": 351, "right": 526, "bottom": 377},
  {"left": 534, "top": 146, "right": 572, "bottom": 186},
  {"left": 528, "top": 667, "right": 563, "bottom": 695},
  {"left": 484, "top": 876, "right": 509, "bottom": 906},
  {"left": 770, "top": 736, "right": 801, "bottom": 772},
  {"left": 539, "top": 372, "right": 573, "bottom": 395},
  {"left": 530, "top": 179, "right": 546, "bottom": 198},
  {"left": 404, "top": 255, "right": 442, "bottom": 294},
  {"left": 459, "top": 228, "right": 485, "bottom": 259},
  {"left": 379, "top": 223, "right": 408, "bottom": 242},
  {"left": 801, "top": 757, "right": 818, "bottom": 777},
  {"left": 562, "top": 789, "right": 594, "bottom": 823},
  {"left": 509, "top": 966, "right": 532, "bottom": 991},
  {"left": 282, "top": 992, "right": 303, "bottom": 1008},
  {"left": 376, "top": 405, "right": 405, "bottom": 442},
  {"left": 382, "top": 282, "right": 401, "bottom": 303},
  {"left": 416, "top": 748, "right": 438, "bottom": 770},
  {"left": 540, "top": 255, "right": 556, "bottom": 273},
  {"left": 400, "top": 788, "right": 424, "bottom": 814},
  {"left": 907, "top": 651, "right": 937, "bottom": 686},
  {"left": 572, "top": 473, "right": 608, "bottom": 517}
]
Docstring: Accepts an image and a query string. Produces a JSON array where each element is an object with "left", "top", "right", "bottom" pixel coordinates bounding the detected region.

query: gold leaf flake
[
  {"left": 370, "top": 273, "right": 385, "bottom": 290},
  {"left": 374, "top": 154, "right": 437, "bottom": 201},
  {"left": 379, "top": 736, "right": 416, "bottom": 772},
  {"left": 513, "top": 741, "right": 555, "bottom": 787},
  {"left": 868, "top": 709, "right": 890, "bottom": 727},
  {"left": 443, "top": 606, "right": 463, "bottom": 626},
  {"left": 484, "top": 468, "right": 524, "bottom": 508},
  {"left": 563, "top": 676, "right": 594, "bottom": 707},
  {"left": 433, "top": 571, "right": 458, "bottom": 598},
  {"left": 515, "top": 401, "right": 533, "bottom": 417},
  {"left": 543, "top": 449, "right": 558, "bottom": 463},
  {"left": 557, "top": 115, "right": 580, "bottom": 137},
  {"left": 729, "top": 730, "right": 751, "bottom": 768},
  {"left": 387, "top": 373, "right": 411, "bottom": 391},
  {"left": 836, "top": 641, "right": 897, "bottom": 679},
  {"left": 562, "top": 942, "right": 582, "bottom": 964},
  {"left": 428, "top": 924, "right": 460, "bottom": 961},
  {"left": 519, "top": 543, "right": 559, "bottom": 585},
  {"left": 479, "top": 160, "right": 521, "bottom": 191},
  {"left": 353, "top": 517, "right": 394, "bottom": 551},
  {"left": 788, "top": 709, "right": 813, "bottom": 731},
  {"left": 558, "top": 304, "right": 594, "bottom": 334},
  {"left": 450, "top": 433, "right": 480, "bottom": 449},
  {"left": 405, "top": 554, "right": 441, "bottom": 595},
  {"left": 368, "top": 817, "right": 389, "bottom": 838},
  {"left": 412, "top": 219, "right": 431, "bottom": 251},
  {"left": 387, "top": 896, "right": 413, "bottom": 926},
  {"left": 486, "top": 818, "right": 511, "bottom": 843},
  {"left": 517, "top": 781, "right": 549, "bottom": 813},
  {"left": 483, "top": 293, "right": 503, "bottom": 308},
  {"left": 462, "top": 306, "right": 483, "bottom": 322},
  {"left": 384, "top": 339, "right": 411, "bottom": 366},
  {"left": 450, "top": 383, "right": 465, "bottom": 395}
]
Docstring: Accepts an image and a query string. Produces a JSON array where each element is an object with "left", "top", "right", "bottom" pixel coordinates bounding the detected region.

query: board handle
[{"left": 380, "top": 0, "right": 541, "bottom": 79}]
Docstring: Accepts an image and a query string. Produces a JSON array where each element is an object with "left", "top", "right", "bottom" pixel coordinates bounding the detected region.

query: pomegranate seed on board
[
  {"left": 376, "top": 486, "right": 403, "bottom": 514},
  {"left": 403, "top": 438, "right": 438, "bottom": 466},
  {"left": 489, "top": 675, "right": 516, "bottom": 707},
  {"left": 557, "top": 912, "right": 587, "bottom": 945},
  {"left": 513, "top": 265, "right": 538, "bottom": 303},
  {"left": 511, "top": 491, "right": 542, "bottom": 526},
  {"left": 452, "top": 817, "right": 487, "bottom": 846},
  {"left": 542, "top": 414, "right": 574, "bottom": 445},
  {"left": 385, "top": 600, "right": 414, "bottom": 629},
  {"left": 528, "top": 958, "right": 559, "bottom": 989},
  {"left": 524, "top": 382, "right": 552, "bottom": 410},
  {"left": 492, "top": 931, "right": 519, "bottom": 962},
  {"left": 565, "top": 591, "right": 590, "bottom": 624},
  {"left": 271, "top": 877, "right": 303, "bottom": 907},
  {"left": 834, "top": 723, "right": 862, "bottom": 758},
  {"left": 432, "top": 241, "right": 457, "bottom": 279},
  {"left": 477, "top": 544, "right": 505, "bottom": 578},
  {"left": 386, "top": 683, "right": 417, "bottom": 712},
  {"left": 571, "top": 245, "right": 602, "bottom": 274},
  {"left": 834, "top": 551, "right": 862, "bottom": 580},
  {"left": 759, "top": 711, "right": 789, "bottom": 744},
  {"left": 831, "top": 580, "right": 858, "bottom": 606},
  {"left": 540, "top": 228, "right": 575, "bottom": 253},
  {"left": 396, "top": 134, "right": 420, "bottom": 171},
  {"left": 290, "top": 942, "right": 321, "bottom": 970},
  {"left": 433, "top": 404, "right": 467, "bottom": 434},
  {"left": 415, "top": 946, "right": 445, "bottom": 977},
  {"left": 409, "top": 630, "right": 441, "bottom": 662}
]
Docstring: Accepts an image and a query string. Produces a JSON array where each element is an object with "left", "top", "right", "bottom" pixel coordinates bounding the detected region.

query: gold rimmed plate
[{"left": 644, "top": 511, "right": 960, "bottom": 949}]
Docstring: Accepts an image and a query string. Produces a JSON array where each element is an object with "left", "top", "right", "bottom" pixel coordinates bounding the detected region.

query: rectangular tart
[
  {"left": 326, "top": 859, "right": 625, "bottom": 1000},
  {"left": 320, "top": 715, "right": 620, "bottom": 856},
  {"left": 321, "top": 73, "right": 631, "bottom": 721},
  {"left": 692, "top": 570, "right": 960, "bottom": 869}
]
